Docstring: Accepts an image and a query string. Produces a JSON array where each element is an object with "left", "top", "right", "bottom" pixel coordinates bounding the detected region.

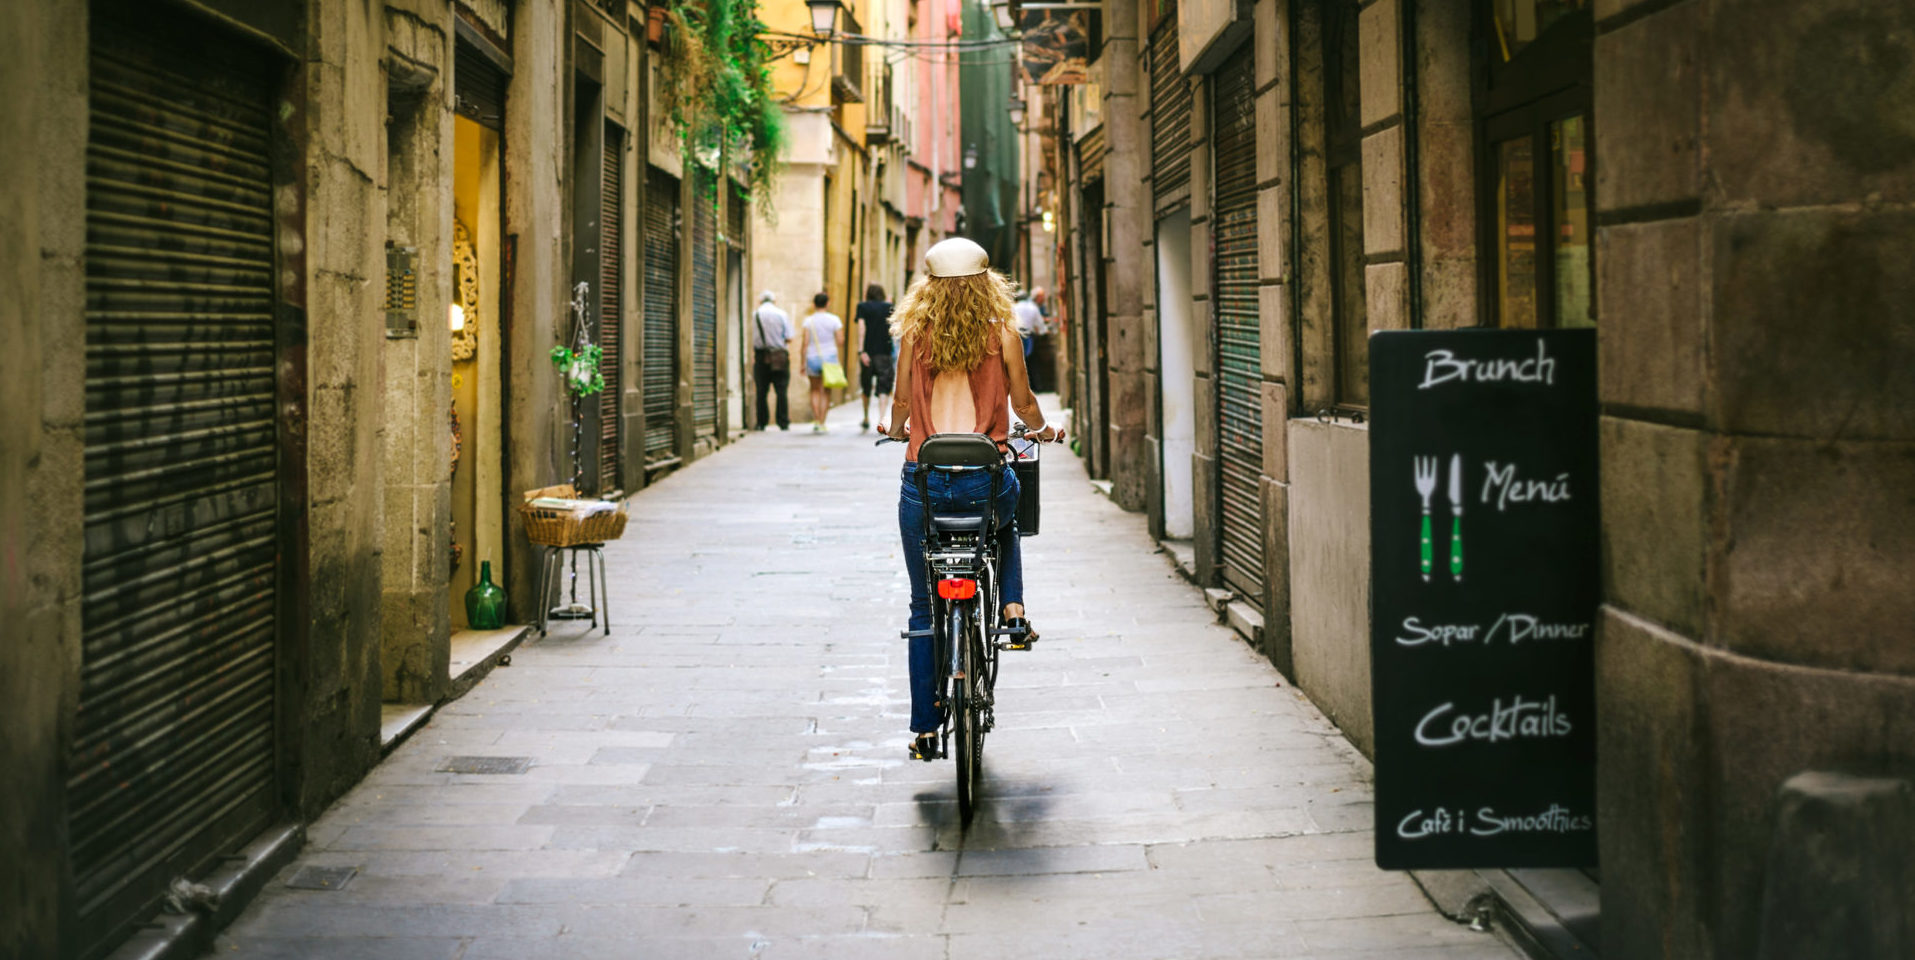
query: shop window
[
  {"left": 1477, "top": 0, "right": 1592, "bottom": 329},
  {"left": 1324, "top": 0, "right": 1367, "bottom": 407}
]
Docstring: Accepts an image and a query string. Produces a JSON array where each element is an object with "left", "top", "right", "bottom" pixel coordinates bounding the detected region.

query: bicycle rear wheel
[{"left": 951, "top": 602, "right": 981, "bottom": 824}]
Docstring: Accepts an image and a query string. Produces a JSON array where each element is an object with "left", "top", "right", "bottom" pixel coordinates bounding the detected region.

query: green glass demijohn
[{"left": 465, "top": 560, "right": 506, "bottom": 630}]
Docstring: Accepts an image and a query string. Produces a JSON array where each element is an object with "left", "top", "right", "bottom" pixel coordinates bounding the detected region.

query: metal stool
[{"left": 536, "top": 542, "right": 609, "bottom": 636}]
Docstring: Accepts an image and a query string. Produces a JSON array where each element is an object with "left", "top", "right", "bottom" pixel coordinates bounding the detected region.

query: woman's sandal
[
  {"left": 909, "top": 732, "right": 939, "bottom": 762},
  {"left": 1002, "top": 617, "right": 1040, "bottom": 650}
]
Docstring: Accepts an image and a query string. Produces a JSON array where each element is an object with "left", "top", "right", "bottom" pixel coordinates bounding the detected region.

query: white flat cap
[{"left": 924, "top": 237, "right": 990, "bottom": 278}]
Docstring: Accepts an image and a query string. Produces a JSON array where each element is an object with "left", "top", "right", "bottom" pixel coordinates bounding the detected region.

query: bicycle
[{"left": 879, "top": 426, "right": 1046, "bottom": 823}]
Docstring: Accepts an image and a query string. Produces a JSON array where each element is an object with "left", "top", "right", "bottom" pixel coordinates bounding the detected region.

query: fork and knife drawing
[{"left": 1414, "top": 455, "right": 1464, "bottom": 583}]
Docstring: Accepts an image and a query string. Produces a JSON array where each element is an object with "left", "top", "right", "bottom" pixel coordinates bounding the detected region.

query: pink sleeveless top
[{"left": 905, "top": 329, "right": 1011, "bottom": 463}]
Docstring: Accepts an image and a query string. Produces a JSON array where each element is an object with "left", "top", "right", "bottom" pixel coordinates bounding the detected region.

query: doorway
[
  {"left": 450, "top": 114, "right": 505, "bottom": 627},
  {"left": 1156, "top": 208, "right": 1196, "bottom": 540}
]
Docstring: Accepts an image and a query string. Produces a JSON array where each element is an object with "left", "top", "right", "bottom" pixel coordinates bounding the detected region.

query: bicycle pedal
[{"left": 995, "top": 639, "right": 1033, "bottom": 651}]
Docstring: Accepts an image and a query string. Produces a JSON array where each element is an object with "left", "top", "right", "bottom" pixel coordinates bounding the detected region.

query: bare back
[{"left": 895, "top": 323, "right": 1049, "bottom": 462}]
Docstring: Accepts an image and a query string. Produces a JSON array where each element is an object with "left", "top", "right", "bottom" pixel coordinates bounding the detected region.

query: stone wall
[
  {"left": 0, "top": 3, "right": 84, "bottom": 954},
  {"left": 1592, "top": 0, "right": 1915, "bottom": 956},
  {"left": 380, "top": 4, "right": 455, "bottom": 705},
  {"left": 285, "top": 0, "right": 390, "bottom": 820},
  {"left": 1101, "top": 0, "right": 1150, "bottom": 512},
  {"left": 503, "top": 0, "right": 572, "bottom": 619},
  {"left": 1286, "top": 418, "right": 1374, "bottom": 755}
]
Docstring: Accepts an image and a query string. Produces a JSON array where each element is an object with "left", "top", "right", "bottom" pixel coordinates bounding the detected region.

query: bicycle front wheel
[{"left": 950, "top": 602, "right": 981, "bottom": 824}]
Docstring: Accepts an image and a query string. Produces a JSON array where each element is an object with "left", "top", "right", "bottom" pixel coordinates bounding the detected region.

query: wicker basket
[{"left": 518, "top": 484, "right": 629, "bottom": 547}]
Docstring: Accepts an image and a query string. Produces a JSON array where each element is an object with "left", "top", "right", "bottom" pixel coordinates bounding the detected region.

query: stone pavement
[{"left": 219, "top": 402, "right": 1520, "bottom": 960}]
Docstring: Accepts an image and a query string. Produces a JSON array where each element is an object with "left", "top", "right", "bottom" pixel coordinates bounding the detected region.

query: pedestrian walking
[
  {"left": 854, "top": 283, "right": 896, "bottom": 431},
  {"left": 880, "top": 237, "right": 1064, "bottom": 761},
  {"left": 800, "top": 291, "right": 845, "bottom": 433},
  {"left": 752, "top": 291, "right": 796, "bottom": 430},
  {"left": 1012, "top": 288, "right": 1043, "bottom": 359}
]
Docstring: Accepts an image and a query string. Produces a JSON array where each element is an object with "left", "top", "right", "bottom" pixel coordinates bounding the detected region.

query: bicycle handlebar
[{"left": 873, "top": 422, "right": 1066, "bottom": 447}]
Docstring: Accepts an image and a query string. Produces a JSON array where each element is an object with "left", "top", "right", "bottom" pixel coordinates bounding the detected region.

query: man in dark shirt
[{"left": 853, "top": 283, "right": 896, "bottom": 431}]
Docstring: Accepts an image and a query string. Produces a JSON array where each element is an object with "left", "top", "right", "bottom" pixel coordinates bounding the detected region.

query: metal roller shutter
[
  {"left": 454, "top": 40, "right": 507, "bottom": 130},
  {"left": 599, "top": 123, "right": 623, "bottom": 491},
  {"left": 1149, "top": 4, "right": 1193, "bottom": 212},
  {"left": 72, "top": 12, "right": 280, "bottom": 957},
  {"left": 692, "top": 168, "right": 718, "bottom": 438},
  {"left": 1211, "top": 44, "right": 1264, "bottom": 603},
  {"left": 643, "top": 169, "right": 679, "bottom": 462}
]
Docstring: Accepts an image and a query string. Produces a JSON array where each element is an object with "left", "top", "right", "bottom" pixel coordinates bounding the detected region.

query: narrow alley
[{"left": 216, "top": 406, "right": 1517, "bottom": 960}]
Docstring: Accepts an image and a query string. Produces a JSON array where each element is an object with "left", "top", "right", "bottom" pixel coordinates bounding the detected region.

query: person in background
[
  {"left": 1029, "top": 286, "right": 1052, "bottom": 392},
  {"left": 752, "top": 291, "right": 797, "bottom": 431},
  {"left": 1011, "top": 288, "right": 1043, "bottom": 359},
  {"left": 854, "top": 283, "right": 896, "bottom": 431},
  {"left": 799, "top": 291, "right": 845, "bottom": 433}
]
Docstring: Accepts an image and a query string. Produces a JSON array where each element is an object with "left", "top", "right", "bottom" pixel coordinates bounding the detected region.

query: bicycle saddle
[
  {"left": 917, "top": 433, "right": 1002, "bottom": 469},
  {"left": 930, "top": 514, "right": 1009, "bottom": 533}
]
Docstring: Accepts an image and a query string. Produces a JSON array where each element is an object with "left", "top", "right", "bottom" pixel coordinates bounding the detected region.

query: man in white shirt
[
  {"left": 1012, "top": 291, "right": 1043, "bottom": 358},
  {"left": 752, "top": 291, "right": 797, "bottom": 430},
  {"left": 799, "top": 292, "right": 845, "bottom": 432}
]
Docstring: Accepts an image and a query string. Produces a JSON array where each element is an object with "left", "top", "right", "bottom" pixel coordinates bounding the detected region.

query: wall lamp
[
  {"left": 808, "top": 0, "right": 843, "bottom": 37},
  {"left": 991, "top": 0, "right": 1018, "bottom": 33},
  {"left": 1008, "top": 96, "right": 1027, "bottom": 129}
]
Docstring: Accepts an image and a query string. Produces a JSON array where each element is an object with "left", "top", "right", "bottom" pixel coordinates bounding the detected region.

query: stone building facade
[
  {"left": 0, "top": 0, "right": 751, "bottom": 955},
  {"left": 1051, "top": 0, "right": 1914, "bottom": 955},
  {"left": 748, "top": 0, "right": 963, "bottom": 425}
]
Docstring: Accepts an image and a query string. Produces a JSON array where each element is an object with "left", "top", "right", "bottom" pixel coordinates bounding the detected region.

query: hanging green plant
[
  {"left": 660, "top": 0, "right": 786, "bottom": 218},
  {"left": 550, "top": 343, "right": 606, "bottom": 397}
]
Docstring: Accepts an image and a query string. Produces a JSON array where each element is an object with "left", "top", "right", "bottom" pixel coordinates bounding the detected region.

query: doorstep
[
  {"left": 446, "top": 624, "right": 532, "bottom": 700},
  {"left": 1410, "top": 868, "right": 1600, "bottom": 960},
  {"left": 1487, "top": 868, "right": 1601, "bottom": 959},
  {"left": 379, "top": 624, "right": 530, "bottom": 754},
  {"left": 1159, "top": 538, "right": 1197, "bottom": 581},
  {"left": 102, "top": 825, "right": 303, "bottom": 960},
  {"left": 378, "top": 704, "right": 432, "bottom": 753}
]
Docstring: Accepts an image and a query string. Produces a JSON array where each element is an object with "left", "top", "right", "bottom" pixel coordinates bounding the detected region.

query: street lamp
[
  {"left": 807, "top": 0, "right": 842, "bottom": 37},
  {"left": 991, "top": 0, "right": 1017, "bottom": 33},
  {"left": 1007, "top": 96, "right": 1026, "bottom": 129}
]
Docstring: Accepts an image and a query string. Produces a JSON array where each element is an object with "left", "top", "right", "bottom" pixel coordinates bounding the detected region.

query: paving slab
[{"left": 219, "top": 402, "right": 1518, "bottom": 958}]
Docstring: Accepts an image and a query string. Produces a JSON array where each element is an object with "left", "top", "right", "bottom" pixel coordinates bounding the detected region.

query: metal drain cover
[
  {"left": 286, "top": 865, "right": 357, "bottom": 890},
  {"left": 437, "top": 755, "right": 534, "bottom": 775}
]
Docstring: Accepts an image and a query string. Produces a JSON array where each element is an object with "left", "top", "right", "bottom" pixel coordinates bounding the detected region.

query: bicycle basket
[{"left": 1010, "top": 438, "right": 1040, "bottom": 537}]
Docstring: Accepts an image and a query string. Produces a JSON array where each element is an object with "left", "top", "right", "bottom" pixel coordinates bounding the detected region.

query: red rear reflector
[{"left": 937, "top": 578, "right": 978, "bottom": 600}]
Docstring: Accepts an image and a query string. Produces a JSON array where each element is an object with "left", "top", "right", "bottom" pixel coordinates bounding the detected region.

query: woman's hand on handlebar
[{"left": 1013, "top": 423, "right": 1066, "bottom": 444}]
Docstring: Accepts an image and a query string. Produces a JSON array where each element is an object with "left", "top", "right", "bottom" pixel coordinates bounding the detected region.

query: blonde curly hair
[{"left": 889, "top": 270, "right": 1018, "bottom": 374}]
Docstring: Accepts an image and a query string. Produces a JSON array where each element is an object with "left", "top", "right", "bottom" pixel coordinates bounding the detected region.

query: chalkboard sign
[{"left": 1369, "top": 329, "right": 1599, "bottom": 870}]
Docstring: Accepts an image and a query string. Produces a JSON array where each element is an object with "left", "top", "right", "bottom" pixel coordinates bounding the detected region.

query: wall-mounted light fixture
[
  {"left": 991, "top": 0, "right": 1018, "bottom": 33},
  {"left": 448, "top": 303, "right": 466, "bottom": 332},
  {"left": 963, "top": 144, "right": 978, "bottom": 169},
  {"left": 1008, "top": 96, "right": 1027, "bottom": 129},
  {"left": 807, "top": 0, "right": 843, "bottom": 37}
]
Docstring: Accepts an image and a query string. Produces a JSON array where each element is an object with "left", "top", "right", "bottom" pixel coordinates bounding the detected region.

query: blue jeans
[{"left": 899, "top": 463, "right": 1023, "bottom": 733}]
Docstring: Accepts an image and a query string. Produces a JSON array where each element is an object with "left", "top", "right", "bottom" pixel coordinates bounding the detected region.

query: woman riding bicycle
[{"left": 879, "top": 238, "right": 1064, "bottom": 762}]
